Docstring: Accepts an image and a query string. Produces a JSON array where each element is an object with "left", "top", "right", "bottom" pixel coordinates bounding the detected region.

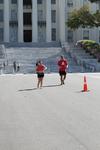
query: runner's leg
[
  {"left": 60, "top": 75, "right": 63, "bottom": 85},
  {"left": 37, "top": 78, "right": 40, "bottom": 88},
  {"left": 40, "top": 78, "right": 43, "bottom": 88},
  {"left": 63, "top": 74, "right": 66, "bottom": 84}
]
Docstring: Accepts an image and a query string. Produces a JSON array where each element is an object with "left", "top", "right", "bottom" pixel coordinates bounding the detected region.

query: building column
[
  {"left": 4, "top": 0, "right": 9, "bottom": 42},
  {"left": 59, "top": 0, "right": 65, "bottom": 43},
  {"left": 46, "top": 0, "right": 51, "bottom": 42},
  {"left": 18, "top": 0, "right": 23, "bottom": 43},
  {"left": 32, "top": 0, "right": 38, "bottom": 42}
]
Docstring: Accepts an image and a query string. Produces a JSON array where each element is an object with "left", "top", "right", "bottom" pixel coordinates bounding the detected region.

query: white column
[
  {"left": 18, "top": 0, "right": 23, "bottom": 43},
  {"left": 4, "top": 0, "right": 9, "bottom": 42},
  {"left": 59, "top": 0, "right": 65, "bottom": 43},
  {"left": 46, "top": 0, "right": 51, "bottom": 42},
  {"left": 32, "top": 0, "right": 38, "bottom": 42}
]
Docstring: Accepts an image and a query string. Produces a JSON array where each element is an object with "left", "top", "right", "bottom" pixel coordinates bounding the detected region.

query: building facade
[{"left": 0, "top": 0, "right": 100, "bottom": 44}]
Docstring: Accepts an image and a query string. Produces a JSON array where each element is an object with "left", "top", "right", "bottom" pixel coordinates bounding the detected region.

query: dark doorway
[
  {"left": 23, "top": 0, "right": 32, "bottom": 5},
  {"left": 24, "top": 30, "right": 32, "bottom": 42}
]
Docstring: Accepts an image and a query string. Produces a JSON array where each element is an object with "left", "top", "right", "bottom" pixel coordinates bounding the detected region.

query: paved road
[{"left": 0, "top": 73, "right": 100, "bottom": 150}]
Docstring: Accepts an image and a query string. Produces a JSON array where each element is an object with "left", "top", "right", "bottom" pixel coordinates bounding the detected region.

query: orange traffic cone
[{"left": 83, "top": 76, "right": 88, "bottom": 92}]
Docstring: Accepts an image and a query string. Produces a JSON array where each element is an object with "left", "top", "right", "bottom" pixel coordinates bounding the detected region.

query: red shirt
[
  {"left": 36, "top": 64, "right": 46, "bottom": 73},
  {"left": 58, "top": 59, "right": 68, "bottom": 71}
]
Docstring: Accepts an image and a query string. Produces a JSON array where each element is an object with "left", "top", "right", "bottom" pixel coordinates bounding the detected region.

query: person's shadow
[
  {"left": 18, "top": 88, "right": 37, "bottom": 92},
  {"left": 18, "top": 84, "right": 61, "bottom": 92},
  {"left": 43, "top": 84, "right": 61, "bottom": 88}
]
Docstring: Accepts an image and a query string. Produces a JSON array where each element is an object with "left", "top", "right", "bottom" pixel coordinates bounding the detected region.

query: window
[
  {"left": 24, "top": 13, "right": 32, "bottom": 25},
  {"left": 0, "top": 10, "right": 3, "bottom": 22},
  {"left": 52, "top": 28, "right": 56, "bottom": 41},
  {"left": 0, "top": 0, "right": 3, "bottom": 4},
  {"left": 67, "top": 0, "right": 73, "bottom": 7},
  {"left": 38, "top": 10, "right": 43, "bottom": 21},
  {"left": 37, "top": 0, "right": 42, "bottom": 4},
  {"left": 23, "top": 0, "right": 32, "bottom": 5},
  {"left": 11, "top": 10, "right": 17, "bottom": 21},
  {"left": 11, "top": 0, "right": 17, "bottom": 4},
  {"left": 51, "top": 10, "right": 56, "bottom": 23},
  {"left": 0, "top": 28, "right": 3, "bottom": 42},
  {"left": 68, "top": 30, "right": 73, "bottom": 42},
  {"left": 51, "top": 0, "right": 56, "bottom": 4},
  {"left": 83, "top": 30, "right": 89, "bottom": 40}
]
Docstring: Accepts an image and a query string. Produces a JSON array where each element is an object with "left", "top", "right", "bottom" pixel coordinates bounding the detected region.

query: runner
[
  {"left": 36, "top": 60, "right": 47, "bottom": 89},
  {"left": 58, "top": 55, "right": 68, "bottom": 85}
]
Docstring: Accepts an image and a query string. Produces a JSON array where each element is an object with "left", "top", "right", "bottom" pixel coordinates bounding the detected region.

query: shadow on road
[
  {"left": 43, "top": 84, "right": 61, "bottom": 88},
  {"left": 18, "top": 84, "right": 61, "bottom": 92},
  {"left": 18, "top": 88, "right": 37, "bottom": 91}
]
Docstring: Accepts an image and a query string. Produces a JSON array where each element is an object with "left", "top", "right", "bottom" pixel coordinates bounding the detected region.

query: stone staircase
[
  {"left": 0, "top": 44, "right": 86, "bottom": 74},
  {"left": 65, "top": 44, "right": 100, "bottom": 72},
  {"left": 2, "top": 47, "right": 62, "bottom": 74},
  {"left": 3, "top": 42, "right": 61, "bottom": 48},
  {"left": 1, "top": 42, "right": 99, "bottom": 74}
]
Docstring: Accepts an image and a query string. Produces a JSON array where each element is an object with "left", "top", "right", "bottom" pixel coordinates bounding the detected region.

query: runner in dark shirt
[{"left": 58, "top": 55, "right": 68, "bottom": 85}]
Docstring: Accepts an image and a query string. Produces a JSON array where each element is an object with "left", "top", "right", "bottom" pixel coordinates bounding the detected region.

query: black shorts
[
  {"left": 37, "top": 72, "right": 44, "bottom": 78},
  {"left": 59, "top": 71, "right": 66, "bottom": 76}
]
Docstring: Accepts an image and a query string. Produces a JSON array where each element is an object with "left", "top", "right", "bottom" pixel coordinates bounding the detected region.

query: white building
[{"left": 0, "top": 0, "right": 100, "bottom": 44}]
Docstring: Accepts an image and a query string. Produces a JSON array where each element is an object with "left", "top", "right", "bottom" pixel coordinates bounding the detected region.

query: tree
[
  {"left": 94, "top": 10, "right": 100, "bottom": 26},
  {"left": 67, "top": 5, "right": 100, "bottom": 30},
  {"left": 67, "top": 0, "right": 100, "bottom": 30}
]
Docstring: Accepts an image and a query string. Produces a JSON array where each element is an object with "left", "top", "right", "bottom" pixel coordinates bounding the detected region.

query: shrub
[{"left": 76, "top": 40, "right": 100, "bottom": 62}]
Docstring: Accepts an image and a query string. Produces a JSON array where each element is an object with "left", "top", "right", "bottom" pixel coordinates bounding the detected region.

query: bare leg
[
  {"left": 40, "top": 78, "right": 43, "bottom": 88},
  {"left": 64, "top": 74, "right": 66, "bottom": 80},
  {"left": 63, "top": 74, "right": 66, "bottom": 84},
  {"left": 37, "top": 78, "right": 40, "bottom": 88},
  {"left": 60, "top": 75, "right": 63, "bottom": 85}
]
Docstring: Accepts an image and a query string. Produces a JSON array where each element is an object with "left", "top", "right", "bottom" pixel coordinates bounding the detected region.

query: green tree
[
  {"left": 67, "top": 5, "right": 100, "bottom": 30},
  {"left": 67, "top": 0, "right": 100, "bottom": 30},
  {"left": 94, "top": 10, "right": 100, "bottom": 26}
]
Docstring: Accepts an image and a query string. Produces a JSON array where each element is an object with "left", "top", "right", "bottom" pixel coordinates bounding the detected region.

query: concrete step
[
  {"left": 68, "top": 44, "right": 100, "bottom": 72},
  {"left": 4, "top": 42, "right": 61, "bottom": 48},
  {"left": 1, "top": 44, "right": 96, "bottom": 74}
]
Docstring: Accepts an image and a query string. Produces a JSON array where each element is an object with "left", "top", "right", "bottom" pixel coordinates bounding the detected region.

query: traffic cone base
[{"left": 83, "top": 83, "right": 88, "bottom": 92}]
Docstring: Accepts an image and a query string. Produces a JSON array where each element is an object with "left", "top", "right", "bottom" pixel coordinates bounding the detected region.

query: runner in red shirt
[
  {"left": 36, "top": 60, "right": 47, "bottom": 88},
  {"left": 58, "top": 55, "right": 68, "bottom": 85}
]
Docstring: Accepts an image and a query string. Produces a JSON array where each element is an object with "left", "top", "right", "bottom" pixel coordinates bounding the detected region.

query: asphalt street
[{"left": 0, "top": 73, "right": 100, "bottom": 150}]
